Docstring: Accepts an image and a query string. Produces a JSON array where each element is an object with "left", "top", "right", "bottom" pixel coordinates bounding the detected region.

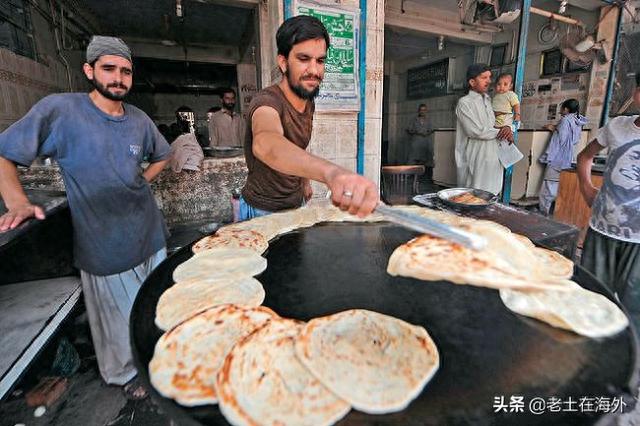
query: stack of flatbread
[
  {"left": 150, "top": 305, "right": 277, "bottom": 405},
  {"left": 192, "top": 229, "right": 269, "bottom": 255},
  {"left": 155, "top": 277, "right": 266, "bottom": 331},
  {"left": 208, "top": 200, "right": 385, "bottom": 244},
  {"left": 150, "top": 306, "right": 439, "bottom": 425},
  {"left": 155, "top": 247, "right": 268, "bottom": 331}
]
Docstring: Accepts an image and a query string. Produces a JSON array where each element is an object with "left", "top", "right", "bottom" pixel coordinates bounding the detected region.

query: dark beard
[
  {"left": 285, "top": 69, "right": 320, "bottom": 101},
  {"left": 91, "top": 78, "right": 129, "bottom": 101},
  {"left": 222, "top": 102, "right": 235, "bottom": 111}
]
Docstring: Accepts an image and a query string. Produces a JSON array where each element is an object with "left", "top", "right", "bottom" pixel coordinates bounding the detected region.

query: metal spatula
[{"left": 376, "top": 204, "right": 487, "bottom": 250}]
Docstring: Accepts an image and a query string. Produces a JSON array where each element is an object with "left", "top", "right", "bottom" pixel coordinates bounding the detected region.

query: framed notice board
[
  {"left": 541, "top": 49, "right": 563, "bottom": 76},
  {"left": 406, "top": 59, "right": 449, "bottom": 100}
]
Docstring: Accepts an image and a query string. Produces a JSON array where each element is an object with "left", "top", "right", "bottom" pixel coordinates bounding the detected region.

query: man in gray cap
[
  {"left": 455, "top": 63, "right": 513, "bottom": 194},
  {"left": 0, "top": 36, "right": 170, "bottom": 399}
]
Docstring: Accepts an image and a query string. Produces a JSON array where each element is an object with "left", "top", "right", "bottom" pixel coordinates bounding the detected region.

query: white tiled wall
[{"left": 300, "top": 0, "right": 384, "bottom": 190}]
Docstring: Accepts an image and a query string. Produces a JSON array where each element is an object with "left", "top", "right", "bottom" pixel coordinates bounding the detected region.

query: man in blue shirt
[{"left": 0, "top": 36, "right": 170, "bottom": 399}]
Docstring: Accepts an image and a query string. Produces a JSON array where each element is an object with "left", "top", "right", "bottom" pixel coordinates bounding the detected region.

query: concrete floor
[
  {"left": 0, "top": 220, "right": 208, "bottom": 426},
  {"left": 0, "top": 307, "right": 172, "bottom": 426}
]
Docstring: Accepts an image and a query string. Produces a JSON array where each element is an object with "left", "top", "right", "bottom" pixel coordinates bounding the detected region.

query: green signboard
[{"left": 296, "top": 3, "right": 360, "bottom": 111}]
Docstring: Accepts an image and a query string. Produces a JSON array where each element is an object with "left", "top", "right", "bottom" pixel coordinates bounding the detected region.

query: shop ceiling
[
  {"left": 385, "top": 0, "right": 607, "bottom": 58},
  {"left": 77, "top": 0, "right": 254, "bottom": 48},
  {"left": 74, "top": 0, "right": 256, "bottom": 94},
  {"left": 384, "top": 30, "right": 473, "bottom": 62}
]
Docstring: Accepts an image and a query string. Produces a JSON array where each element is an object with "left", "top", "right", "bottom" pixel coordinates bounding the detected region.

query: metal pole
[
  {"left": 284, "top": 0, "right": 293, "bottom": 20},
  {"left": 357, "top": 0, "right": 367, "bottom": 174},
  {"left": 601, "top": 5, "right": 623, "bottom": 126},
  {"left": 502, "top": 0, "right": 532, "bottom": 204}
]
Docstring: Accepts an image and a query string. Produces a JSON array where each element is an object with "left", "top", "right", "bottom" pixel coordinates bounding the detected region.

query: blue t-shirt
[{"left": 0, "top": 93, "right": 171, "bottom": 275}]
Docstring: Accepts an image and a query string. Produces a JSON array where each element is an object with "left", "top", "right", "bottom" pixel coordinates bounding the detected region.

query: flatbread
[
  {"left": 512, "top": 233, "right": 535, "bottom": 248},
  {"left": 394, "top": 205, "right": 478, "bottom": 228},
  {"left": 149, "top": 305, "right": 277, "bottom": 406},
  {"left": 192, "top": 229, "right": 268, "bottom": 255},
  {"left": 216, "top": 318, "right": 350, "bottom": 426},
  {"left": 531, "top": 246, "right": 574, "bottom": 279},
  {"left": 259, "top": 211, "right": 299, "bottom": 238},
  {"left": 305, "top": 199, "right": 384, "bottom": 223},
  {"left": 218, "top": 217, "right": 280, "bottom": 241},
  {"left": 172, "top": 248, "right": 267, "bottom": 282},
  {"left": 500, "top": 282, "right": 629, "bottom": 338},
  {"left": 387, "top": 234, "right": 571, "bottom": 291},
  {"left": 295, "top": 309, "right": 439, "bottom": 414},
  {"left": 454, "top": 221, "right": 545, "bottom": 278},
  {"left": 295, "top": 205, "right": 322, "bottom": 228},
  {"left": 155, "top": 277, "right": 266, "bottom": 330}
]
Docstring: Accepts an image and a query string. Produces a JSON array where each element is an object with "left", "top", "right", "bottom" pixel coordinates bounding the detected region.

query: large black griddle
[{"left": 131, "top": 223, "right": 639, "bottom": 426}]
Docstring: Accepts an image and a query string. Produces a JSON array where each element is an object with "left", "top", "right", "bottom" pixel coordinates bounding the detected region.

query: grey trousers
[
  {"left": 80, "top": 248, "right": 167, "bottom": 385},
  {"left": 538, "top": 165, "right": 561, "bottom": 216},
  {"left": 581, "top": 228, "right": 640, "bottom": 328},
  {"left": 409, "top": 137, "right": 434, "bottom": 167}
]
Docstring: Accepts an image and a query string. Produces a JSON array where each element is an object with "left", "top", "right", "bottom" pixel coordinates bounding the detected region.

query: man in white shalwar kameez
[{"left": 455, "top": 64, "right": 513, "bottom": 195}]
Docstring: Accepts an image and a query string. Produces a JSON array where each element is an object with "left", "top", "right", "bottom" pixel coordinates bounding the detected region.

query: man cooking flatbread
[
  {"left": 240, "top": 16, "right": 378, "bottom": 220},
  {"left": 0, "top": 36, "right": 169, "bottom": 399},
  {"left": 455, "top": 64, "right": 513, "bottom": 195}
]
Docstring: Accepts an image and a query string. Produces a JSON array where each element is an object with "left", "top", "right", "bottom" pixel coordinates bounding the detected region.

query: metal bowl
[{"left": 437, "top": 187, "right": 498, "bottom": 210}]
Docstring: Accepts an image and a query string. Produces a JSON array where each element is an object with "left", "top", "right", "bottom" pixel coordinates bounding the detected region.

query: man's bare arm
[
  {"left": 251, "top": 106, "right": 378, "bottom": 216},
  {"left": 0, "top": 156, "right": 45, "bottom": 231},
  {"left": 143, "top": 159, "right": 168, "bottom": 182},
  {"left": 576, "top": 140, "right": 604, "bottom": 207}
]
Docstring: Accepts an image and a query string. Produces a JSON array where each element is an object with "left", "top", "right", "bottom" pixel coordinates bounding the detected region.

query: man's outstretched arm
[{"left": 251, "top": 106, "right": 379, "bottom": 216}]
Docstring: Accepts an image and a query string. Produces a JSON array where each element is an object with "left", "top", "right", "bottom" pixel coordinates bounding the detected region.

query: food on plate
[{"left": 448, "top": 192, "right": 489, "bottom": 205}]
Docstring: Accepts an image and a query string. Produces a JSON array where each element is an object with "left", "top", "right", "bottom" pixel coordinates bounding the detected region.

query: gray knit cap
[{"left": 86, "top": 36, "right": 132, "bottom": 64}]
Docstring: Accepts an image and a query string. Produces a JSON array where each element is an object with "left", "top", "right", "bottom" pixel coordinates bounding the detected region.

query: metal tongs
[
  {"left": 375, "top": 203, "right": 487, "bottom": 251},
  {"left": 324, "top": 191, "right": 486, "bottom": 250}
]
